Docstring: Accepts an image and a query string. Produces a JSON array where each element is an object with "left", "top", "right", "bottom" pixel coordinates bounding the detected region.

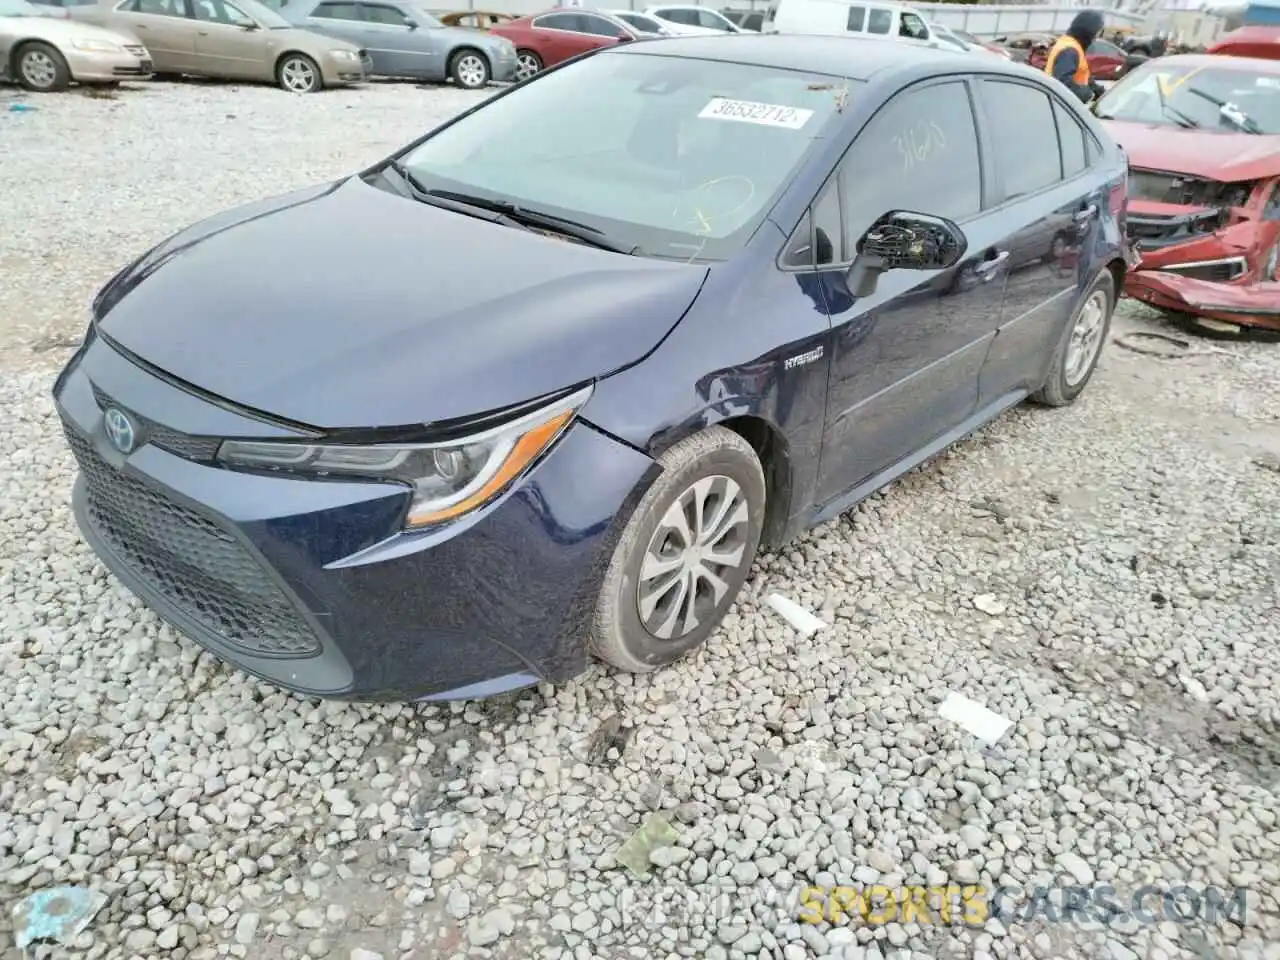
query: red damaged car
[
  {"left": 490, "top": 9, "right": 641, "bottom": 82},
  {"left": 1093, "top": 53, "right": 1280, "bottom": 335}
]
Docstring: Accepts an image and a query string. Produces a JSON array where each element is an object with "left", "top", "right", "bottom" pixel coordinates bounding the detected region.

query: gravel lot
[{"left": 2, "top": 80, "right": 1280, "bottom": 960}]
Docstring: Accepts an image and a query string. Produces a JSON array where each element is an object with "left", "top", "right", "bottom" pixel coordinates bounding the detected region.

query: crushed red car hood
[{"left": 1104, "top": 121, "right": 1280, "bottom": 181}]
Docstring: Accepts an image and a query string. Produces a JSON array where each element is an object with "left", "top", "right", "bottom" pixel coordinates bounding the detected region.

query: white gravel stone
[{"left": 1, "top": 78, "right": 1279, "bottom": 960}]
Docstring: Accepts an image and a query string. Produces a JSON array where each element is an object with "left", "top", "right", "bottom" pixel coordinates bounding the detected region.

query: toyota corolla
[{"left": 55, "top": 35, "right": 1130, "bottom": 701}]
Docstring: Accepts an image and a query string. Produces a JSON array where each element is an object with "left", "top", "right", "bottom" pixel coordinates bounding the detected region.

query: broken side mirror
[{"left": 846, "top": 210, "right": 968, "bottom": 298}]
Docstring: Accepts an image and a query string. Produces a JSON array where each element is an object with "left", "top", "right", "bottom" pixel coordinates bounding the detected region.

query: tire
[
  {"left": 1031, "top": 270, "right": 1115, "bottom": 407},
  {"left": 514, "top": 49, "right": 541, "bottom": 82},
  {"left": 448, "top": 48, "right": 490, "bottom": 89},
  {"left": 276, "top": 53, "right": 321, "bottom": 93},
  {"left": 591, "top": 426, "right": 765, "bottom": 673},
  {"left": 15, "top": 41, "right": 71, "bottom": 93}
]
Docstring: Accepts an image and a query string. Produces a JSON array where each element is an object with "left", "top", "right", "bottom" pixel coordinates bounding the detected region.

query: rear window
[{"left": 401, "top": 53, "right": 859, "bottom": 261}]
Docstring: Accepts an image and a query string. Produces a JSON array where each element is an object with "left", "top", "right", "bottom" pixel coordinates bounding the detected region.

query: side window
[
  {"left": 313, "top": 1, "right": 359, "bottom": 17},
  {"left": 1053, "top": 99, "right": 1087, "bottom": 178},
  {"left": 533, "top": 12, "right": 577, "bottom": 30},
  {"left": 581, "top": 13, "right": 623, "bottom": 35},
  {"left": 839, "top": 81, "right": 982, "bottom": 246},
  {"left": 194, "top": 0, "right": 248, "bottom": 23},
  {"left": 845, "top": 5, "right": 864, "bottom": 30},
  {"left": 743, "top": 12, "right": 762, "bottom": 29},
  {"left": 128, "top": 0, "right": 186, "bottom": 16},
  {"left": 899, "top": 11, "right": 926, "bottom": 38},
  {"left": 362, "top": 3, "right": 409, "bottom": 24},
  {"left": 696, "top": 9, "right": 731, "bottom": 29},
  {"left": 980, "top": 80, "right": 1062, "bottom": 200},
  {"left": 666, "top": 8, "right": 700, "bottom": 25},
  {"left": 866, "top": 7, "right": 891, "bottom": 34}
]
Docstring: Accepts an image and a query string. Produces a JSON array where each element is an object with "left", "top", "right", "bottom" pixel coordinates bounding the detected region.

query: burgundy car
[
  {"left": 1027, "top": 36, "right": 1139, "bottom": 81},
  {"left": 491, "top": 8, "right": 640, "bottom": 81}
]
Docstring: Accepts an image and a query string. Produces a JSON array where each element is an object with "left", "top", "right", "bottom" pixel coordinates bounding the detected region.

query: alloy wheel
[
  {"left": 1064, "top": 289, "right": 1107, "bottom": 386},
  {"left": 280, "top": 58, "right": 317, "bottom": 93},
  {"left": 515, "top": 53, "right": 539, "bottom": 81},
  {"left": 20, "top": 50, "right": 57, "bottom": 90},
  {"left": 455, "top": 54, "right": 487, "bottom": 88},
  {"left": 636, "top": 475, "right": 751, "bottom": 641}
]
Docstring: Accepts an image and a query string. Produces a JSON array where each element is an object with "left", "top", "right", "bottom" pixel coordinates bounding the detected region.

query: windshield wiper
[
  {"left": 1182, "top": 86, "right": 1263, "bottom": 134},
  {"left": 427, "top": 189, "right": 639, "bottom": 255},
  {"left": 382, "top": 161, "right": 527, "bottom": 228}
]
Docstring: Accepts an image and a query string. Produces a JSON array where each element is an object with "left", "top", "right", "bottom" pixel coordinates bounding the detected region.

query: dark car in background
[
  {"left": 489, "top": 7, "right": 639, "bottom": 80},
  {"left": 279, "top": 0, "right": 515, "bottom": 87},
  {"left": 54, "top": 34, "right": 1131, "bottom": 702}
]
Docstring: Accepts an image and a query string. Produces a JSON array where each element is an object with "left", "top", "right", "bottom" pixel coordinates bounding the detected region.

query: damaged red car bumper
[{"left": 1123, "top": 198, "right": 1280, "bottom": 332}]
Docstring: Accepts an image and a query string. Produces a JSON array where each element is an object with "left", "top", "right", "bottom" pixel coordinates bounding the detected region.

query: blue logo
[{"left": 103, "top": 407, "right": 137, "bottom": 454}]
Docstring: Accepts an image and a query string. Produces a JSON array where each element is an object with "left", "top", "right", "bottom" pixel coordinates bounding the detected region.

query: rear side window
[
  {"left": 579, "top": 13, "right": 621, "bottom": 35},
  {"left": 696, "top": 8, "right": 730, "bottom": 29},
  {"left": 313, "top": 1, "right": 358, "bottom": 15},
  {"left": 1053, "top": 99, "right": 1087, "bottom": 177},
  {"left": 362, "top": 3, "right": 408, "bottom": 24},
  {"left": 846, "top": 5, "right": 864, "bottom": 30},
  {"left": 661, "top": 7, "right": 699, "bottom": 24},
  {"left": 867, "top": 7, "right": 890, "bottom": 33},
  {"left": 839, "top": 80, "right": 983, "bottom": 244},
  {"left": 980, "top": 80, "right": 1062, "bottom": 199},
  {"left": 534, "top": 12, "right": 578, "bottom": 29}
]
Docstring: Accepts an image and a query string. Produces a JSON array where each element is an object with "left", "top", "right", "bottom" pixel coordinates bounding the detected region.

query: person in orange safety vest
[{"left": 1044, "top": 10, "right": 1107, "bottom": 104}]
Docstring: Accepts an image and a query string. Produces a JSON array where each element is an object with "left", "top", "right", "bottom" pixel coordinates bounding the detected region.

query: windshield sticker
[{"left": 698, "top": 97, "right": 814, "bottom": 129}]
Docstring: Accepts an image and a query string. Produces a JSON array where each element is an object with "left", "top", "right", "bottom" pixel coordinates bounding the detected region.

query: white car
[
  {"left": 607, "top": 8, "right": 671, "bottom": 35},
  {"left": 644, "top": 4, "right": 741, "bottom": 36},
  {"left": 771, "top": 0, "right": 938, "bottom": 47}
]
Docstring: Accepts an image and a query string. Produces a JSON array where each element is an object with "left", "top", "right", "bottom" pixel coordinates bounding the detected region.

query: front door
[
  {"left": 358, "top": 2, "right": 437, "bottom": 78},
  {"left": 109, "top": 0, "right": 199, "bottom": 72},
  {"left": 812, "top": 77, "right": 1009, "bottom": 506},
  {"left": 190, "top": 0, "right": 271, "bottom": 79},
  {"left": 973, "top": 80, "right": 1105, "bottom": 404}
]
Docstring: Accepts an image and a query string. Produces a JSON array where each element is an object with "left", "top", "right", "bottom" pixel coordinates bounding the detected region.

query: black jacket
[{"left": 1051, "top": 10, "right": 1106, "bottom": 103}]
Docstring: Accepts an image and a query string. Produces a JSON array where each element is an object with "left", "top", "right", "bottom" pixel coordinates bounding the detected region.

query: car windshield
[
  {"left": 398, "top": 52, "right": 857, "bottom": 261},
  {"left": 405, "top": 4, "right": 441, "bottom": 27},
  {"left": 232, "top": 0, "right": 291, "bottom": 27},
  {"left": 0, "top": 0, "right": 40, "bottom": 15},
  {"left": 1096, "top": 62, "right": 1280, "bottom": 134}
]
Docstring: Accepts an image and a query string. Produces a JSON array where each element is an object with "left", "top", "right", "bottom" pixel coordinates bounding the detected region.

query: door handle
[
  {"left": 134, "top": 22, "right": 149, "bottom": 28},
  {"left": 974, "top": 250, "right": 1009, "bottom": 280},
  {"left": 1074, "top": 204, "right": 1098, "bottom": 224}
]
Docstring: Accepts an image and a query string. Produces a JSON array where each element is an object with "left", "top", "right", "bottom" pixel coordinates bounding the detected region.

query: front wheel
[
  {"left": 16, "top": 41, "right": 71, "bottom": 93},
  {"left": 591, "top": 426, "right": 765, "bottom": 673},
  {"left": 449, "top": 49, "right": 490, "bottom": 89},
  {"left": 1031, "top": 270, "right": 1115, "bottom": 406},
  {"left": 514, "top": 49, "right": 541, "bottom": 82},
  {"left": 276, "top": 53, "right": 321, "bottom": 93}
]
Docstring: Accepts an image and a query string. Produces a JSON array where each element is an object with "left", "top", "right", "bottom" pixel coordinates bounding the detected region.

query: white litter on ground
[
  {"left": 938, "top": 691, "right": 1013, "bottom": 745},
  {"left": 765, "top": 593, "right": 827, "bottom": 637}
]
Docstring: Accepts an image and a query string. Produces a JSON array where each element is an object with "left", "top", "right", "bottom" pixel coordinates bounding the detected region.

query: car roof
[
  {"left": 1155, "top": 51, "right": 1280, "bottom": 73},
  {"left": 611, "top": 32, "right": 1005, "bottom": 80}
]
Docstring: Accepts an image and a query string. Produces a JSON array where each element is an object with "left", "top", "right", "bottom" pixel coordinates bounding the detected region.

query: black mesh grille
[
  {"left": 66, "top": 426, "right": 321, "bottom": 659},
  {"left": 90, "top": 384, "right": 221, "bottom": 462},
  {"left": 1128, "top": 170, "right": 1254, "bottom": 209}
]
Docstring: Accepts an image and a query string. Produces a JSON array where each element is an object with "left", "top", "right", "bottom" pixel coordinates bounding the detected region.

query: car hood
[
  {"left": 1104, "top": 120, "right": 1280, "bottom": 181},
  {"left": 94, "top": 177, "right": 709, "bottom": 430},
  {"left": 0, "top": 14, "right": 140, "bottom": 45}
]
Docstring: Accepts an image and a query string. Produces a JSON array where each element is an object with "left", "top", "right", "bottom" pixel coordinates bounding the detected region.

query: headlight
[
  {"left": 329, "top": 48, "right": 358, "bottom": 61},
  {"left": 72, "top": 39, "right": 121, "bottom": 52},
  {"left": 217, "top": 386, "right": 591, "bottom": 528}
]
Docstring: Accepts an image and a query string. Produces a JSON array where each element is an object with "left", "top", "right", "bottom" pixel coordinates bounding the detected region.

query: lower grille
[
  {"left": 1162, "top": 258, "right": 1247, "bottom": 283},
  {"left": 66, "top": 425, "right": 321, "bottom": 659}
]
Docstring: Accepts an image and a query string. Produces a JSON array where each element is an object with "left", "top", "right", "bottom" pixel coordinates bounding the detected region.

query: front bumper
[
  {"left": 54, "top": 333, "right": 656, "bottom": 701},
  {"left": 65, "top": 48, "right": 153, "bottom": 82},
  {"left": 1123, "top": 201, "right": 1280, "bottom": 331},
  {"left": 492, "top": 54, "right": 517, "bottom": 83}
]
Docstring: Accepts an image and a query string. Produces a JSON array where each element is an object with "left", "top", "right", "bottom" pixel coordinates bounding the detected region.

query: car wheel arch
[{"left": 644, "top": 412, "right": 794, "bottom": 550}]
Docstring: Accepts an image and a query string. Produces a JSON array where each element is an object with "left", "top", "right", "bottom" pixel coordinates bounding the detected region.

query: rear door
[
  {"left": 300, "top": 0, "right": 364, "bottom": 47},
  {"left": 109, "top": 0, "right": 199, "bottom": 71},
  {"left": 973, "top": 78, "right": 1107, "bottom": 405},
  {"left": 191, "top": 0, "right": 271, "bottom": 79},
  {"left": 806, "top": 77, "right": 1010, "bottom": 504},
  {"left": 527, "top": 12, "right": 591, "bottom": 65}
]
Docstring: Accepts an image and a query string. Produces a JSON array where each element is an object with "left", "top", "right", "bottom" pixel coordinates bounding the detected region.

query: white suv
[
  {"left": 770, "top": 0, "right": 938, "bottom": 47},
  {"left": 644, "top": 4, "right": 742, "bottom": 35}
]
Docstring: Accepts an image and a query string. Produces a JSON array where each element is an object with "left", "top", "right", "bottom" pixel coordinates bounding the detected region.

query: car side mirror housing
[
  {"left": 404, "top": 17, "right": 417, "bottom": 28},
  {"left": 616, "top": 31, "right": 633, "bottom": 41},
  {"left": 233, "top": 16, "right": 257, "bottom": 28},
  {"left": 846, "top": 210, "right": 967, "bottom": 297}
]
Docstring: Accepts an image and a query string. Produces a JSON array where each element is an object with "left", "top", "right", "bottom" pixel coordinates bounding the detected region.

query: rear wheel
[
  {"left": 591, "top": 426, "right": 765, "bottom": 673},
  {"left": 15, "top": 41, "right": 71, "bottom": 93},
  {"left": 276, "top": 53, "right": 321, "bottom": 93},
  {"left": 448, "top": 49, "right": 490, "bottom": 89},
  {"left": 1031, "top": 270, "right": 1114, "bottom": 406},
  {"left": 514, "top": 49, "right": 541, "bottom": 82}
]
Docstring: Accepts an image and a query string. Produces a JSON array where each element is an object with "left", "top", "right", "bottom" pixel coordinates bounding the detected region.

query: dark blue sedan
[{"left": 54, "top": 33, "right": 1132, "bottom": 701}]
